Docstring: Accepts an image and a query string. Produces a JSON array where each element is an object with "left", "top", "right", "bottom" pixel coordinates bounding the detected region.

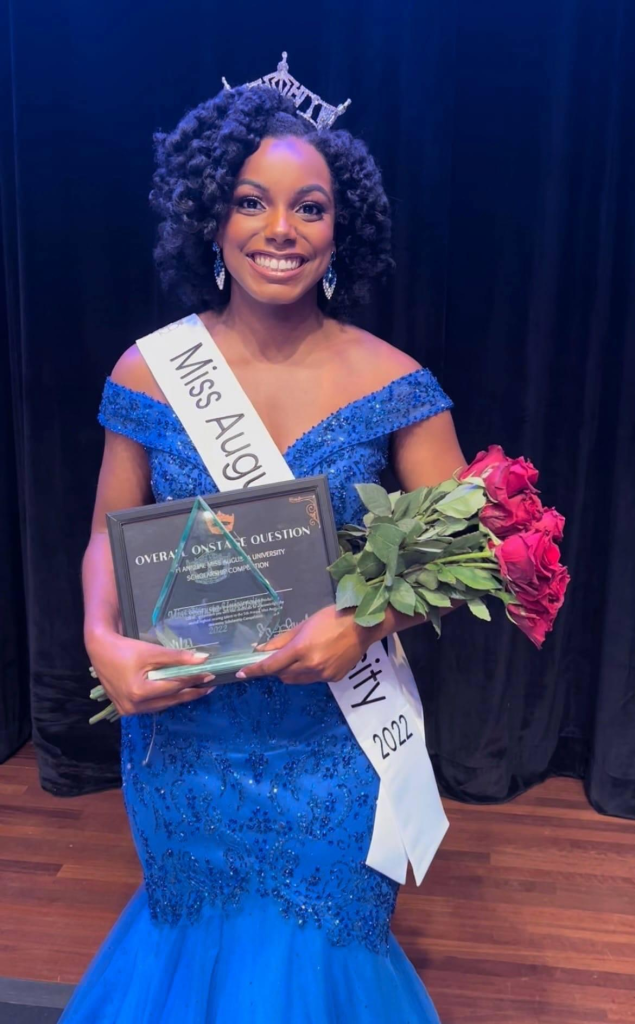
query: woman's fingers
[
  {"left": 142, "top": 645, "right": 209, "bottom": 668},
  {"left": 238, "top": 654, "right": 328, "bottom": 685},
  {"left": 237, "top": 644, "right": 301, "bottom": 680},
  {"left": 254, "top": 623, "right": 303, "bottom": 652},
  {"left": 134, "top": 670, "right": 215, "bottom": 705},
  {"left": 132, "top": 648, "right": 212, "bottom": 701}
]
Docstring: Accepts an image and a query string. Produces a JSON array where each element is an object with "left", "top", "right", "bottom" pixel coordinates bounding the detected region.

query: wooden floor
[{"left": 1, "top": 742, "right": 634, "bottom": 1023}]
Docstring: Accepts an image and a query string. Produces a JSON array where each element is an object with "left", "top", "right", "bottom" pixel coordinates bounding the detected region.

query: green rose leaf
[
  {"left": 415, "top": 568, "right": 439, "bottom": 589},
  {"left": 415, "top": 525, "right": 444, "bottom": 542},
  {"left": 393, "top": 487, "right": 430, "bottom": 521},
  {"left": 384, "top": 545, "right": 402, "bottom": 587},
  {"left": 436, "top": 482, "right": 486, "bottom": 519},
  {"left": 419, "top": 479, "right": 458, "bottom": 515},
  {"left": 414, "top": 593, "right": 430, "bottom": 617},
  {"left": 355, "top": 584, "right": 390, "bottom": 627},
  {"left": 335, "top": 572, "right": 370, "bottom": 610},
  {"left": 339, "top": 522, "right": 367, "bottom": 536},
  {"left": 355, "top": 483, "right": 393, "bottom": 517},
  {"left": 388, "top": 577, "right": 417, "bottom": 616},
  {"left": 409, "top": 538, "right": 447, "bottom": 554},
  {"left": 442, "top": 531, "right": 485, "bottom": 556},
  {"left": 417, "top": 586, "right": 452, "bottom": 607},
  {"left": 452, "top": 566, "right": 501, "bottom": 590},
  {"left": 367, "top": 523, "right": 404, "bottom": 563},
  {"left": 397, "top": 518, "right": 424, "bottom": 542},
  {"left": 357, "top": 547, "right": 385, "bottom": 581},
  {"left": 364, "top": 513, "right": 395, "bottom": 529},
  {"left": 467, "top": 597, "right": 491, "bottom": 621},
  {"left": 433, "top": 478, "right": 460, "bottom": 497},
  {"left": 328, "top": 551, "right": 358, "bottom": 582},
  {"left": 406, "top": 548, "right": 448, "bottom": 567},
  {"left": 438, "top": 517, "right": 469, "bottom": 536},
  {"left": 401, "top": 549, "right": 427, "bottom": 569},
  {"left": 437, "top": 566, "right": 457, "bottom": 584},
  {"left": 337, "top": 525, "right": 368, "bottom": 547},
  {"left": 426, "top": 606, "right": 443, "bottom": 637}
]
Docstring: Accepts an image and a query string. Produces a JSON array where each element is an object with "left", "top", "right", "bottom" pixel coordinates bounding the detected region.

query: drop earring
[
  {"left": 213, "top": 242, "right": 226, "bottom": 291},
  {"left": 322, "top": 251, "right": 337, "bottom": 300}
]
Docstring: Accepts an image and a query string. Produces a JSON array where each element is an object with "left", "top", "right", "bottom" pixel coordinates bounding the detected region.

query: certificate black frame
[{"left": 106, "top": 475, "right": 340, "bottom": 645}]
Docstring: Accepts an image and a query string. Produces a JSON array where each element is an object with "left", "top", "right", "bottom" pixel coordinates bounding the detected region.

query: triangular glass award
[{"left": 147, "top": 497, "right": 283, "bottom": 682}]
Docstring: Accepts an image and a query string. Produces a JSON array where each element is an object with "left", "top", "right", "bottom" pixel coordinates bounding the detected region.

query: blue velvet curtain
[{"left": 1, "top": 0, "right": 633, "bottom": 817}]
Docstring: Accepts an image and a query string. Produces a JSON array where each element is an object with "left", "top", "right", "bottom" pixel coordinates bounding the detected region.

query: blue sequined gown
[{"left": 60, "top": 367, "right": 453, "bottom": 1024}]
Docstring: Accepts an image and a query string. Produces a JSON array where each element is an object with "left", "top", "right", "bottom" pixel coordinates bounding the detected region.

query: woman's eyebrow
[
  {"left": 235, "top": 178, "right": 332, "bottom": 201},
  {"left": 295, "top": 183, "right": 332, "bottom": 200}
]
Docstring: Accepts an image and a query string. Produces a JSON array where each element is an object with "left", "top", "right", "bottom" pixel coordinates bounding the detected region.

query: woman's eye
[
  {"left": 234, "top": 196, "right": 324, "bottom": 217},
  {"left": 236, "top": 196, "right": 264, "bottom": 211},
  {"left": 298, "top": 202, "right": 324, "bottom": 217}
]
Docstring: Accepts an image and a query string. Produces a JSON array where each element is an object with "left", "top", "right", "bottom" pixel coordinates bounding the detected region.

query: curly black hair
[{"left": 149, "top": 84, "right": 394, "bottom": 319}]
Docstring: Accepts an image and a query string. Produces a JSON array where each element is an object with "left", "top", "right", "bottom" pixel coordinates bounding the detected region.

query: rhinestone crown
[{"left": 222, "top": 51, "right": 351, "bottom": 131}]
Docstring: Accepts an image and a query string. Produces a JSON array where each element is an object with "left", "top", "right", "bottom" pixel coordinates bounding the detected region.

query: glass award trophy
[{"left": 147, "top": 497, "right": 283, "bottom": 683}]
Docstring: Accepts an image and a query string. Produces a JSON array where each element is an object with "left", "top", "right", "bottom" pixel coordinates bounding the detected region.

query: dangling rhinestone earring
[
  {"left": 213, "top": 242, "right": 226, "bottom": 291},
  {"left": 322, "top": 251, "right": 337, "bottom": 300}
]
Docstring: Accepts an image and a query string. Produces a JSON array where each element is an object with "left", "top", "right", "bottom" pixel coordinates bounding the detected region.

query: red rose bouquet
[{"left": 329, "top": 445, "right": 569, "bottom": 648}]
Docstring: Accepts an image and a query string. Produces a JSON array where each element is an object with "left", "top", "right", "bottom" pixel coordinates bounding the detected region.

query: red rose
[
  {"left": 524, "top": 528, "right": 562, "bottom": 580},
  {"left": 459, "top": 445, "right": 506, "bottom": 480},
  {"left": 491, "top": 529, "right": 570, "bottom": 648},
  {"left": 506, "top": 566, "right": 570, "bottom": 648},
  {"left": 480, "top": 491, "right": 544, "bottom": 539},
  {"left": 491, "top": 525, "right": 564, "bottom": 586},
  {"left": 480, "top": 459, "right": 540, "bottom": 503},
  {"left": 534, "top": 507, "right": 565, "bottom": 543},
  {"left": 459, "top": 445, "right": 569, "bottom": 647},
  {"left": 502, "top": 456, "right": 540, "bottom": 497},
  {"left": 459, "top": 445, "right": 539, "bottom": 498},
  {"left": 521, "top": 565, "right": 570, "bottom": 617},
  {"left": 490, "top": 533, "right": 540, "bottom": 589},
  {"left": 506, "top": 603, "right": 551, "bottom": 648}
]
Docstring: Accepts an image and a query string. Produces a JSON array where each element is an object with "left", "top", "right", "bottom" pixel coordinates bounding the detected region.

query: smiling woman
[
  {"left": 219, "top": 138, "right": 336, "bottom": 300},
  {"left": 64, "top": 67, "right": 464, "bottom": 1024},
  {"left": 149, "top": 84, "right": 394, "bottom": 318}
]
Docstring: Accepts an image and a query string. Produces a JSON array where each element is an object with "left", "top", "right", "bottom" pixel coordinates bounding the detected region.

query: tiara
[{"left": 222, "top": 51, "right": 351, "bottom": 131}]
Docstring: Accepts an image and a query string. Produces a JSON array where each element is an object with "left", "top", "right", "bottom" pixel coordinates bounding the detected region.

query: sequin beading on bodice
[{"left": 97, "top": 367, "right": 453, "bottom": 956}]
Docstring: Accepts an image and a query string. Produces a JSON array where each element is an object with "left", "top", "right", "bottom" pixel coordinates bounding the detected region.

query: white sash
[{"left": 137, "top": 313, "right": 449, "bottom": 885}]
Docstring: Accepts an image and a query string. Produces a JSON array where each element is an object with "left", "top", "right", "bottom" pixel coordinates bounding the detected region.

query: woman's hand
[
  {"left": 86, "top": 630, "right": 216, "bottom": 716},
  {"left": 236, "top": 604, "right": 373, "bottom": 685}
]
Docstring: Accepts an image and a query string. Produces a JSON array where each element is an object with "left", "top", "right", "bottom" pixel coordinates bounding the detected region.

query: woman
[{"left": 61, "top": 76, "right": 466, "bottom": 1023}]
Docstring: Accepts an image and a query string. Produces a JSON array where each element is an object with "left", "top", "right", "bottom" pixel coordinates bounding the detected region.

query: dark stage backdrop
[{"left": 1, "top": 0, "right": 633, "bottom": 817}]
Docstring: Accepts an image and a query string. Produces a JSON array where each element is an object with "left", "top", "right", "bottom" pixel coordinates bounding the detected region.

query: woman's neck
[{"left": 213, "top": 283, "right": 329, "bottom": 364}]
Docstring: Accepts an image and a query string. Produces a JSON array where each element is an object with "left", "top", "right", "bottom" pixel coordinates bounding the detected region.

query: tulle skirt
[{"left": 59, "top": 885, "right": 440, "bottom": 1023}]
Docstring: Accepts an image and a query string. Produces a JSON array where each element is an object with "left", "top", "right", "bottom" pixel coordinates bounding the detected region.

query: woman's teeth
[{"left": 251, "top": 254, "right": 304, "bottom": 271}]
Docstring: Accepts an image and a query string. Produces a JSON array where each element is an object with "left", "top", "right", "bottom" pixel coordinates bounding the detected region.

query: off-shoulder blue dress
[{"left": 59, "top": 368, "right": 453, "bottom": 1024}]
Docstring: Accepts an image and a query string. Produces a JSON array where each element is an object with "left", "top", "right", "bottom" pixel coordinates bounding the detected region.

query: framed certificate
[{"left": 106, "top": 476, "right": 340, "bottom": 683}]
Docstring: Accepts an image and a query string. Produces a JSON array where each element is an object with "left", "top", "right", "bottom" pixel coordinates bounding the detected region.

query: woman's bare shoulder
[
  {"left": 110, "top": 344, "right": 165, "bottom": 402},
  {"left": 332, "top": 322, "right": 422, "bottom": 385}
]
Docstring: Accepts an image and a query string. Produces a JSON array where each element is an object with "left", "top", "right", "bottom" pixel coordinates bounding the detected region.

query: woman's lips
[{"left": 246, "top": 253, "right": 308, "bottom": 280}]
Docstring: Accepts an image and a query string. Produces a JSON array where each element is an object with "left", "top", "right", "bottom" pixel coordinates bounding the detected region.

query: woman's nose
[{"left": 265, "top": 207, "right": 296, "bottom": 242}]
